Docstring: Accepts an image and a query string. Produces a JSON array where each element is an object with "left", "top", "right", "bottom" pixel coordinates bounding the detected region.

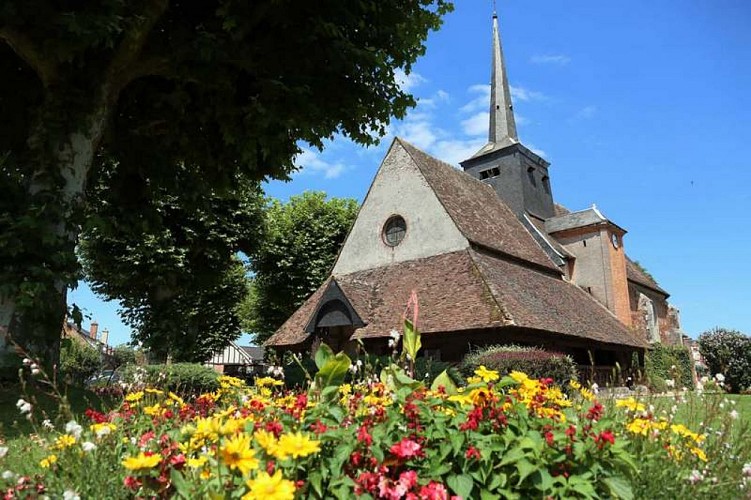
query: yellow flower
[
  {"left": 274, "top": 432, "right": 321, "bottom": 460},
  {"left": 54, "top": 434, "right": 76, "bottom": 449},
  {"left": 474, "top": 365, "right": 499, "bottom": 383},
  {"left": 145, "top": 388, "right": 164, "bottom": 396},
  {"left": 579, "top": 388, "right": 595, "bottom": 402},
  {"left": 690, "top": 446, "right": 708, "bottom": 462},
  {"left": 466, "top": 376, "right": 482, "bottom": 385},
  {"left": 509, "top": 371, "right": 529, "bottom": 383},
  {"left": 339, "top": 384, "right": 352, "bottom": 396},
  {"left": 254, "top": 429, "right": 279, "bottom": 455},
  {"left": 243, "top": 470, "right": 296, "bottom": 500},
  {"left": 125, "top": 391, "right": 144, "bottom": 403},
  {"left": 255, "top": 377, "right": 284, "bottom": 387},
  {"left": 187, "top": 456, "right": 208, "bottom": 468},
  {"left": 569, "top": 379, "right": 582, "bottom": 390},
  {"left": 143, "top": 403, "right": 162, "bottom": 416},
  {"left": 615, "top": 397, "right": 645, "bottom": 412},
  {"left": 91, "top": 422, "right": 117, "bottom": 438},
  {"left": 220, "top": 434, "right": 259, "bottom": 475},
  {"left": 219, "top": 375, "right": 246, "bottom": 388},
  {"left": 40, "top": 454, "right": 57, "bottom": 468},
  {"left": 625, "top": 418, "right": 652, "bottom": 436},
  {"left": 168, "top": 392, "right": 184, "bottom": 406},
  {"left": 122, "top": 452, "right": 162, "bottom": 471}
]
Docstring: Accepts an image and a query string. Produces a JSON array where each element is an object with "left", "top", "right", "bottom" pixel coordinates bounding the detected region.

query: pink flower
[
  {"left": 390, "top": 438, "right": 422, "bottom": 459},
  {"left": 399, "top": 470, "right": 418, "bottom": 490},
  {"left": 418, "top": 482, "right": 449, "bottom": 500}
]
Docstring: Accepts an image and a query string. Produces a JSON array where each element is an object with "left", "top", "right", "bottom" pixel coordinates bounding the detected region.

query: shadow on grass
[{"left": 0, "top": 381, "right": 114, "bottom": 441}]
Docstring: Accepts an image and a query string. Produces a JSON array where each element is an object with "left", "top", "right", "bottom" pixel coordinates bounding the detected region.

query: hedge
[
  {"left": 121, "top": 363, "right": 220, "bottom": 397},
  {"left": 460, "top": 345, "right": 577, "bottom": 385},
  {"left": 644, "top": 344, "right": 694, "bottom": 391}
]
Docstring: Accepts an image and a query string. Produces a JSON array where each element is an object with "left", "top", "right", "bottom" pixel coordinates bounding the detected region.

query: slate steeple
[
  {"left": 460, "top": 9, "right": 555, "bottom": 220},
  {"left": 478, "top": 11, "right": 518, "bottom": 157}
]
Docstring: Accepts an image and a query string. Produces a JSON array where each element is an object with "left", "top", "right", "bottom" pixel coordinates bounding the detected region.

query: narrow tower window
[{"left": 527, "top": 166, "right": 537, "bottom": 186}]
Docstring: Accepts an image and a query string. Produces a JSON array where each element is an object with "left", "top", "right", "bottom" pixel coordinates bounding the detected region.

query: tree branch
[
  {"left": 106, "top": 0, "right": 170, "bottom": 97},
  {"left": 0, "top": 27, "right": 57, "bottom": 87}
]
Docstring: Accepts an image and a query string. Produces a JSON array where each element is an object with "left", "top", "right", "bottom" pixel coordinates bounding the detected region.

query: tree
[
  {"left": 0, "top": 1, "right": 452, "bottom": 369},
  {"left": 698, "top": 327, "right": 751, "bottom": 393},
  {"left": 79, "top": 166, "right": 264, "bottom": 362},
  {"left": 241, "top": 192, "right": 359, "bottom": 344}
]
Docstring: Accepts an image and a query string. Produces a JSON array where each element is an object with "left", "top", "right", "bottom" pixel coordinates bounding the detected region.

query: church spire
[{"left": 489, "top": 11, "right": 517, "bottom": 147}]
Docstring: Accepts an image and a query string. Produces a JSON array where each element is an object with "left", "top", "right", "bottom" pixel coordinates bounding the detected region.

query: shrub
[
  {"left": 644, "top": 344, "right": 694, "bottom": 391},
  {"left": 460, "top": 345, "right": 577, "bottom": 384},
  {"left": 698, "top": 328, "right": 751, "bottom": 393},
  {"left": 111, "top": 344, "right": 137, "bottom": 367},
  {"left": 121, "top": 363, "right": 219, "bottom": 397},
  {"left": 59, "top": 339, "right": 102, "bottom": 385}
]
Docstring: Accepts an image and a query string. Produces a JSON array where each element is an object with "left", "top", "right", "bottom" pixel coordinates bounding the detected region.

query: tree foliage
[
  {"left": 698, "top": 327, "right": 751, "bottom": 393},
  {"left": 241, "top": 192, "right": 359, "bottom": 344},
  {"left": 79, "top": 166, "right": 264, "bottom": 362},
  {"left": 59, "top": 339, "right": 102, "bottom": 385},
  {"left": 0, "top": 0, "right": 452, "bottom": 366}
]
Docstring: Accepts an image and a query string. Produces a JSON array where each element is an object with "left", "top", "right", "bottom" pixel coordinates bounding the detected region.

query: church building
[{"left": 266, "top": 12, "right": 684, "bottom": 373}]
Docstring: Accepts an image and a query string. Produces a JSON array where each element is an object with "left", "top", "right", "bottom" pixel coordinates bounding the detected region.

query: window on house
[
  {"left": 527, "top": 166, "right": 537, "bottom": 186},
  {"left": 382, "top": 215, "right": 407, "bottom": 247},
  {"left": 583, "top": 240, "right": 587, "bottom": 247},
  {"left": 542, "top": 175, "right": 550, "bottom": 193},
  {"left": 479, "top": 167, "right": 500, "bottom": 180}
]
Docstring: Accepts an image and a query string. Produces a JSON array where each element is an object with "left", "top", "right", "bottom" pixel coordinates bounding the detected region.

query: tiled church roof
[
  {"left": 398, "top": 139, "right": 560, "bottom": 273},
  {"left": 626, "top": 258, "right": 668, "bottom": 297},
  {"left": 266, "top": 249, "right": 646, "bottom": 348}
]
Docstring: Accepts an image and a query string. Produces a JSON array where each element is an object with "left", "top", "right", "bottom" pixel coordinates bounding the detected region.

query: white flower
[
  {"left": 715, "top": 373, "right": 725, "bottom": 383},
  {"left": 42, "top": 419, "right": 54, "bottom": 430},
  {"left": 730, "top": 410, "right": 740, "bottom": 421},
  {"left": 688, "top": 470, "right": 704, "bottom": 484},
  {"left": 22, "top": 358, "right": 32, "bottom": 366},
  {"left": 65, "top": 421, "right": 83, "bottom": 439},
  {"left": 389, "top": 329, "right": 401, "bottom": 340},
  {"left": 0, "top": 447, "right": 7, "bottom": 459},
  {"left": 63, "top": 490, "right": 80, "bottom": 500},
  {"left": 742, "top": 463, "right": 751, "bottom": 477},
  {"left": 16, "top": 399, "right": 32, "bottom": 415},
  {"left": 591, "top": 383, "right": 599, "bottom": 394},
  {"left": 81, "top": 441, "right": 97, "bottom": 453},
  {"left": 2, "top": 470, "right": 16, "bottom": 481},
  {"left": 665, "top": 379, "right": 675, "bottom": 388},
  {"left": 95, "top": 426, "right": 111, "bottom": 438}
]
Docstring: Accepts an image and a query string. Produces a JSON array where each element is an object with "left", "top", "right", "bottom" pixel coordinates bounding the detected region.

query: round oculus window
[{"left": 383, "top": 215, "right": 407, "bottom": 247}]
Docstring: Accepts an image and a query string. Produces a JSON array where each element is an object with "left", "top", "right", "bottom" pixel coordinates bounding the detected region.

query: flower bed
[{"left": 1, "top": 324, "right": 750, "bottom": 499}]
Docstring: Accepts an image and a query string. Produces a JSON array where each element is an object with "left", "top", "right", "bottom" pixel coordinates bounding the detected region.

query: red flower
[
  {"left": 586, "top": 402, "right": 604, "bottom": 421},
  {"left": 418, "top": 482, "right": 449, "bottom": 500},
  {"left": 138, "top": 431, "right": 155, "bottom": 448},
  {"left": 170, "top": 454, "right": 186, "bottom": 468},
  {"left": 390, "top": 438, "right": 422, "bottom": 460},
  {"left": 310, "top": 420, "right": 328, "bottom": 434},
  {"left": 465, "top": 446, "right": 481, "bottom": 460},
  {"left": 565, "top": 425, "right": 577, "bottom": 440},
  {"left": 357, "top": 425, "right": 373, "bottom": 446},
  {"left": 545, "top": 431, "right": 555, "bottom": 446},
  {"left": 123, "top": 476, "right": 142, "bottom": 490},
  {"left": 594, "top": 430, "right": 615, "bottom": 449}
]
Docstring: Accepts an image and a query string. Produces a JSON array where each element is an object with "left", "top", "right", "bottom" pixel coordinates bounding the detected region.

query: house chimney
[
  {"left": 90, "top": 322, "right": 99, "bottom": 340},
  {"left": 101, "top": 328, "right": 109, "bottom": 345}
]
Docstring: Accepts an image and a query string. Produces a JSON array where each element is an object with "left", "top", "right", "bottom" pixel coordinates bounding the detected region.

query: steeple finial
[{"left": 488, "top": 9, "right": 518, "bottom": 147}]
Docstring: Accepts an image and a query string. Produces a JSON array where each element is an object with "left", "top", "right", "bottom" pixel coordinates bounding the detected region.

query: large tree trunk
[{"left": 0, "top": 102, "right": 109, "bottom": 374}]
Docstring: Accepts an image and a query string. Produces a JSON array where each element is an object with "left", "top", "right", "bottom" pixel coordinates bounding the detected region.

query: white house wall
[{"left": 333, "top": 141, "right": 469, "bottom": 275}]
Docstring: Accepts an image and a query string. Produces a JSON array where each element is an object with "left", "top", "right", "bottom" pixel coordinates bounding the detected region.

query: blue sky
[{"left": 69, "top": 0, "right": 751, "bottom": 347}]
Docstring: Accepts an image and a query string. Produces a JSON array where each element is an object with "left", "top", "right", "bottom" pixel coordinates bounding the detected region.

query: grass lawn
[{"left": 0, "top": 381, "right": 110, "bottom": 441}]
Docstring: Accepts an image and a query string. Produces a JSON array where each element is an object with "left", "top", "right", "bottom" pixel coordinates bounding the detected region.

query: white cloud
[
  {"left": 294, "top": 148, "right": 347, "bottom": 179},
  {"left": 460, "top": 84, "right": 490, "bottom": 113},
  {"left": 530, "top": 54, "right": 571, "bottom": 66},
  {"left": 394, "top": 68, "right": 427, "bottom": 92},
  {"left": 571, "top": 105, "right": 597, "bottom": 121},
  {"left": 418, "top": 89, "right": 450, "bottom": 109},
  {"left": 432, "top": 139, "right": 486, "bottom": 166},
  {"left": 509, "top": 85, "right": 547, "bottom": 102},
  {"left": 461, "top": 112, "right": 489, "bottom": 137},
  {"left": 393, "top": 120, "right": 437, "bottom": 150},
  {"left": 527, "top": 143, "right": 548, "bottom": 159}
]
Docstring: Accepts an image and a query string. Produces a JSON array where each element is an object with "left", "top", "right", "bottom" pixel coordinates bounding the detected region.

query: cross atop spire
[{"left": 470, "top": 10, "right": 518, "bottom": 158}]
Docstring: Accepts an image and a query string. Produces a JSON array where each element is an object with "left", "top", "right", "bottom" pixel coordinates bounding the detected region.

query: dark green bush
[
  {"left": 698, "top": 328, "right": 751, "bottom": 393},
  {"left": 122, "top": 363, "right": 219, "bottom": 397},
  {"left": 644, "top": 344, "right": 694, "bottom": 391},
  {"left": 460, "top": 345, "right": 577, "bottom": 385},
  {"left": 60, "top": 339, "right": 102, "bottom": 385}
]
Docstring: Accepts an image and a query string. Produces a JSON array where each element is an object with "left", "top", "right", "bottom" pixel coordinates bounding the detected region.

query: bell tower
[{"left": 460, "top": 11, "right": 555, "bottom": 220}]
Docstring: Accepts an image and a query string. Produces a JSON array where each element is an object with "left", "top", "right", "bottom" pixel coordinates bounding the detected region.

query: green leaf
[
  {"left": 402, "top": 318, "right": 422, "bottom": 361},
  {"left": 450, "top": 431, "right": 465, "bottom": 454},
  {"left": 531, "top": 469, "right": 554, "bottom": 492},
  {"left": 480, "top": 490, "right": 501, "bottom": 500},
  {"left": 602, "top": 476, "right": 634, "bottom": 500},
  {"left": 309, "top": 471, "right": 323, "bottom": 498},
  {"left": 314, "top": 343, "right": 335, "bottom": 370},
  {"left": 315, "top": 352, "right": 351, "bottom": 388},
  {"left": 446, "top": 474, "right": 474, "bottom": 499},
  {"left": 431, "top": 369, "right": 458, "bottom": 395},
  {"left": 514, "top": 459, "right": 536, "bottom": 486}
]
